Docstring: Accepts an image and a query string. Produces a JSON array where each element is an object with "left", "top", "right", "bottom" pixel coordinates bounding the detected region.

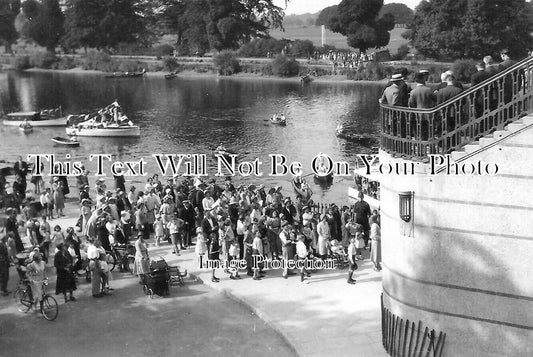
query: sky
[{"left": 274, "top": 0, "right": 422, "bottom": 15}]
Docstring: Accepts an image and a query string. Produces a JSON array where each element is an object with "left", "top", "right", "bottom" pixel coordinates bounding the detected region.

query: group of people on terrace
[
  {"left": 0, "top": 157, "right": 383, "bottom": 305},
  {"left": 379, "top": 48, "right": 517, "bottom": 109}
]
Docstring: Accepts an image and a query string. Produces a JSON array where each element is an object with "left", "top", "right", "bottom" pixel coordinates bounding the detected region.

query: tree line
[{"left": 0, "top": 0, "right": 286, "bottom": 54}]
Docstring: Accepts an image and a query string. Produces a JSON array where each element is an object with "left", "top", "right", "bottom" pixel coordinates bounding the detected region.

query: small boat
[
  {"left": 105, "top": 69, "right": 146, "bottom": 78},
  {"left": 314, "top": 172, "right": 333, "bottom": 184},
  {"left": 213, "top": 146, "right": 238, "bottom": 161},
  {"left": 336, "top": 124, "right": 374, "bottom": 145},
  {"left": 3, "top": 106, "right": 67, "bottom": 127},
  {"left": 291, "top": 177, "right": 313, "bottom": 202},
  {"left": 270, "top": 114, "right": 287, "bottom": 126},
  {"left": 19, "top": 122, "right": 33, "bottom": 133},
  {"left": 165, "top": 72, "right": 177, "bottom": 80},
  {"left": 52, "top": 136, "right": 80, "bottom": 147},
  {"left": 65, "top": 101, "right": 141, "bottom": 137}
]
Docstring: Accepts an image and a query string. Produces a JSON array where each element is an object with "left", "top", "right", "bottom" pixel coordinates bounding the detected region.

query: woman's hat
[{"left": 391, "top": 73, "right": 404, "bottom": 81}]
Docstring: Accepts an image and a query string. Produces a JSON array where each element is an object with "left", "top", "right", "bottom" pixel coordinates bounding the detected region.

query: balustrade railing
[{"left": 380, "top": 56, "right": 533, "bottom": 159}]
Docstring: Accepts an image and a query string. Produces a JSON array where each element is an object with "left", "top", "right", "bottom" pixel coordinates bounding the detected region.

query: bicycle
[
  {"left": 14, "top": 278, "right": 59, "bottom": 321},
  {"left": 109, "top": 243, "right": 136, "bottom": 273}
]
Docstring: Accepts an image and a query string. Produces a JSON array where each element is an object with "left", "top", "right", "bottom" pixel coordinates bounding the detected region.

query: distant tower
[{"left": 321, "top": 25, "right": 326, "bottom": 47}]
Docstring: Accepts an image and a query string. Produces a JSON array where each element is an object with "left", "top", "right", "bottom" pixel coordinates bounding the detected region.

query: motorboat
[
  {"left": 65, "top": 101, "right": 140, "bottom": 137},
  {"left": 3, "top": 107, "right": 67, "bottom": 127},
  {"left": 105, "top": 69, "right": 145, "bottom": 78}
]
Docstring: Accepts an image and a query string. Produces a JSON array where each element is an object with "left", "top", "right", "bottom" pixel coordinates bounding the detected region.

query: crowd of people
[{"left": 0, "top": 157, "right": 383, "bottom": 304}]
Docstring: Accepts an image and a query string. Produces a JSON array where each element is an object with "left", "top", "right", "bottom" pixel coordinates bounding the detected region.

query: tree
[
  {"left": 379, "top": 3, "right": 413, "bottom": 25},
  {"left": 19, "top": 0, "right": 63, "bottom": 53},
  {"left": 159, "top": 0, "right": 285, "bottom": 53},
  {"left": 62, "top": 0, "right": 145, "bottom": 52},
  {"left": 327, "top": 0, "right": 395, "bottom": 52},
  {"left": 0, "top": 0, "right": 20, "bottom": 53},
  {"left": 316, "top": 5, "right": 338, "bottom": 27},
  {"left": 407, "top": 0, "right": 533, "bottom": 60}
]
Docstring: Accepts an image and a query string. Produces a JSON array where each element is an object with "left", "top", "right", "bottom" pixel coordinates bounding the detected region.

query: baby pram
[{"left": 140, "top": 258, "right": 170, "bottom": 298}]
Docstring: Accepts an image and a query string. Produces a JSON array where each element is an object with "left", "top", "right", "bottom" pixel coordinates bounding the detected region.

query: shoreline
[{"left": 16, "top": 66, "right": 388, "bottom": 85}]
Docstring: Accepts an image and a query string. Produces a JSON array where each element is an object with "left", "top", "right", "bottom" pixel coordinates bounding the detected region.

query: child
[
  {"left": 354, "top": 231, "right": 365, "bottom": 260},
  {"left": 208, "top": 233, "right": 220, "bottom": 283},
  {"left": 347, "top": 238, "right": 357, "bottom": 284},
  {"left": 194, "top": 227, "right": 207, "bottom": 258},
  {"left": 296, "top": 234, "right": 310, "bottom": 282},
  {"left": 228, "top": 240, "right": 241, "bottom": 280},
  {"left": 154, "top": 214, "right": 164, "bottom": 247},
  {"left": 51, "top": 225, "right": 65, "bottom": 253}
]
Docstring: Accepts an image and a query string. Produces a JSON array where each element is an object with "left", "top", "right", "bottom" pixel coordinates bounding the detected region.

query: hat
[
  {"left": 283, "top": 198, "right": 290, "bottom": 204},
  {"left": 53, "top": 177, "right": 59, "bottom": 182},
  {"left": 419, "top": 69, "right": 430, "bottom": 74},
  {"left": 229, "top": 197, "right": 238, "bottom": 205},
  {"left": 83, "top": 184, "right": 89, "bottom": 189},
  {"left": 183, "top": 200, "right": 191, "bottom": 205},
  {"left": 98, "top": 178, "right": 105, "bottom": 182},
  {"left": 258, "top": 184, "right": 265, "bottom": 190},
  {"left": 391, "top": 73, "right": 404, "bottom": 81},
  {"left": 501, "top": 48, "right": 510, "bottom": 55},
  {"left": 302, "top": 206, "right": 309, "bottom": 211},
  {"left": 196, "top": 227, "right": 203, "bottom": 234},
  {"left": 248, "top": 184, "right": 256, "bottom": 191},
  {"left": 81, "top": 198, "right": 92, "bottom": 205}
]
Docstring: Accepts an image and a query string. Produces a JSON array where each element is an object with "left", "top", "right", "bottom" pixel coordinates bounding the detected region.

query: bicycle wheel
[
  {"left": 41, "top": 295, "right": 58, "bottom": 321},
  {"left": 106, "top": 252, "right": 117, "bottom": 272},
  {"left": 127, "top": 256, "right": 136, "bottom": 274},
  {"left": 14, "top": 288, "right": 32, "bottom": 313}
]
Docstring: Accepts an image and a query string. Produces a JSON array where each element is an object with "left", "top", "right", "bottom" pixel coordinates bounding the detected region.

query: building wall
[{"left": 379, "top": 126, "right": 533, "bottom": 356}]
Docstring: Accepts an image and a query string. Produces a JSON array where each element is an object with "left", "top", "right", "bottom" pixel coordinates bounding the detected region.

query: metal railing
[
  {"left": 382, "top": 294, "right": 446, "bottom": 357},
  {"left": 380, "top": 56, "right": 533, "bottom": 159}
]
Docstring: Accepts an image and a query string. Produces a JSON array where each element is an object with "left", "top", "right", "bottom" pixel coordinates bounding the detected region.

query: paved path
[{"left": 155, "top": 242, "right": 388, "bottom": 357}]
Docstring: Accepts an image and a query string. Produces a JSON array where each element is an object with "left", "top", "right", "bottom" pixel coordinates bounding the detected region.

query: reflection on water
[{"left": 0, "top": 71, "right": 385, "bottom": 204}]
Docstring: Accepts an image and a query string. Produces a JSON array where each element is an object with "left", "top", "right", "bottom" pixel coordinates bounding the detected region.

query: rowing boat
[
  {"left": 291, "top": 178, "right": 313, "bottom": 202},
  {"left": 105, "top": 69, "right": 145, "bottom": 78},
  {"left": 52, "top": 136, "right": 80, "bottom": 147},
  {"left": 270, "top": 114, "right": 286, "bottom": 126},
  {"left": 336, "top": 124, "right": 374, "bottom": 145}
]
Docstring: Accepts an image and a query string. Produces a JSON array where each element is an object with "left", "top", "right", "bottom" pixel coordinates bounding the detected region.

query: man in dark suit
[
  {"left": 437, "top": 73, "right": 463, "bottom": 132},
  {"left": 471, "top": 62, "right": 491, "bottom": 86},
  {"left": 409, "top": 72, "right": 435, "bottom": 140},
  {"left": 471, "top": 62, "right": 491, "bottom": 117},
  {"left": 483, "top": 56, "right": 500, "bottom": 77},
  {"left": 499, "top": 49, "right": 518, "bottom": 105},
  {"left": 499, "top": 49, "right": 516, "bottom": 70}
]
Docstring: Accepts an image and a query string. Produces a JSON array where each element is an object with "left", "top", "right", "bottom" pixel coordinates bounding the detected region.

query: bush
[
  {"left": 29, "top": 52, "right": 58, "bottom": 69},
  {"left": 82, "top": 51, "right": 113, "bottom": 71},
  {"left": 213, "top": 51, "right": 241, "bottom": 76},
  {"left": 394, "top": 44, "right": 410, "bottom": 60},
  {"left": 289, "top": 39, "right": 315, "bottom": 58},
  {"left": 162, "top": 56, "right": 180, "bottom": 72},
  {"left": 51, "top": 56, "right": 77, "bottom": 70},
  {"left": 12, "top": 55, "right": 31, "bottom": 70},
  {"left": 451, "top": 59, "right": 477, "bottom": 83},
  {"left": 347, "top": 62, "right": 393, "bottom": 81},
  {"left": 238, "top": 38, "right": 288, "bottom": 58},
  {"left": 271, "top": 55, "right": 299, "bottom": 77},
  {"left": 155, "top": 44, "right": 175, "bottom": 60}
]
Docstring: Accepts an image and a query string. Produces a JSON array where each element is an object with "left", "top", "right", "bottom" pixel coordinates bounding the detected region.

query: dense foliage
[
  {"left": 213, "top": 50, "right": 241, "bottom": 76},
  {"left": 0, "top": 0, "right": 19, "bottom": 52},
  {"left": 327, "top": 0, "right": 395, "bottom": 52},
  {"left": 378, "top": 3, "right": 413, "bottom": 24},
  {"left": 62, "top": 0, "right": 145, "bottom": 52},
  {"left": 271, "top": 54, "right": 299, "bottom": 77},
  {"left": 406, "top": 0, "right": 533, "bottom": 59},
  {"left": 158, "top": 0, "right": 285, "bottom": 55},
  {"left": 20, "top": 0, "right": 64, "bottom": 53}
]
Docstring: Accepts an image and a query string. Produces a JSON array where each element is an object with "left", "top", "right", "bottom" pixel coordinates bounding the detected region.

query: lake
[{"left": 0, "top": 70, "right": 384, "bottom": 205}]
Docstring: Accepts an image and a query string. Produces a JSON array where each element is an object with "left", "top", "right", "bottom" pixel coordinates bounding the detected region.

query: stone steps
[{"left": 449, "top": 114, "right": 533, "bottom": 161}]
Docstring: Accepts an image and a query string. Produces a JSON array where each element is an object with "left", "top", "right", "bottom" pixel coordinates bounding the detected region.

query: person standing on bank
[
  {"left": 134, "top": 233, "right": 150, "bottom": 280},
  {"left": 54, "top": 243, "right": 76, "bottom": 303},
  {"left": 370, "top": 215, "right": 382, "bottom": 271},
  {"left": 26, "top": 251, "right": 47, "bottom": 308},
  {"left": 353, "top": 192, "right": 371, "bottom": 248},
  {"left": 0, "top": 234, "right": 11, "bottom": 296},
  {"left": 347, "top": 237, "right": 357, "bottom": 285},
  {"left": 87, "top": 239, "right": 103, "bottom": 298}
]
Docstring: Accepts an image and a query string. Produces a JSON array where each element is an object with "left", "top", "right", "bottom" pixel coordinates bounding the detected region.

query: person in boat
[
  {"left": 280, "top": 113, "right": 286, "bottom": 121},
  {"left": 215, "top": 143, "right": 226, "bottom": 152},
  {"left": 70, "top": 134, "right": 78, "bottom": 142}
]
